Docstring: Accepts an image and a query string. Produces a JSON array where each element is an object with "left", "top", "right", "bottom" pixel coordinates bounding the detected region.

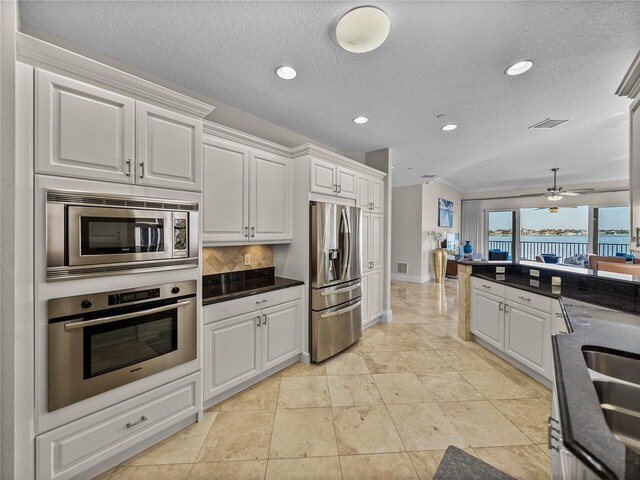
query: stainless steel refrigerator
[{"left": 310, "top": 202, "right": 362, "bottom": 362}]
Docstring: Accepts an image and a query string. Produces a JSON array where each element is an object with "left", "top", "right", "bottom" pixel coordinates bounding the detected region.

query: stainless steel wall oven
[
  {"left": 46, "top": 190, "right": 198, "bottom": 280},
  {"left": 47, "top": 280, "right": 197, "bottom": 411}
]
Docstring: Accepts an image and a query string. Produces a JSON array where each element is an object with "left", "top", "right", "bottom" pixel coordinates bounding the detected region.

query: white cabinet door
[
  {"left": 371, "top": 177, "right": 384, "bottom": 212},
  {"left": 310, "top": 157, "right": 337, "bottom": 195},
  {"left": 356, "top": 174, "right": 371, "bottom": 210},
  {"left": 261, "top": 300, "right": 301, "bottom": 370},
  {"left": 505, "top": 303, "right": 550, "bottom": 377},
  {"left": 35, "top": 69, "right": 135, "bottom": 183},
  {"left": 361, "top": 212, "right": 371, "bottom": 271},
  {"left": 471, "top": 289, "right": 504, "bottom": 350},
  {"left": 361, "top": 274, "right": 370, "bottom": 325},
  {"left": 203, "top": 312, "right": 261, "bottom": 400},
  {"left": 250, "top": 151, "right": 291, "bottom": 242},
  {"left": 202, "top": 138, "right": 250, "bottom": 244},
  {"left": 136, "top": 102, "right": 202, "bottom": 191},
  {"left": 369, "top": 270, "right": 383, "bottom": 319},
  {"left": 370, "top": 213, "right": 383, "bottom": 270},
  {"left": 336, "top": 166, "right": 357, "bottom": 199}
]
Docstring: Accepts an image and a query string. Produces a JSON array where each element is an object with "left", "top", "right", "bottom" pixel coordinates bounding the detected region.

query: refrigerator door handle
[
  {"left": 339, "top": 208, "right": 351, "bottom": 281},
  {"left": 320, "top": 300, "right": 362, "bottom": 318},
  {"left": 320, "top": 282, "right": 361, "bottom": 296}
]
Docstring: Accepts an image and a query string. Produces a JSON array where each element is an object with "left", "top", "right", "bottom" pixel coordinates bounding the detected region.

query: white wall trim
[
  {"left": 432, "top": 177, "right": 463, "bottom": 193},
  {"left": 203, "top": 121, "right": 292, "bottom": 157},
  {"left": 380, "top": 309, "right": 393, "bottom": 324},
  {"left": 616, "top": 50, "right": 640, "bottom": 99},
  {"left": 16, "top": 32, "right": 215, "bottom": 118},
  {"left": 391, "top": 273, "right": 430, "bottom": 283}
]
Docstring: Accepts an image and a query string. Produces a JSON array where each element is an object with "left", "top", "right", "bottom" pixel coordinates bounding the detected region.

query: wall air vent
[
  {"left": 529, "top": 118, "right": 570, "bottom": 129},
  {"left": 396, "top": 262, "right": 408, "bottom": 274}
]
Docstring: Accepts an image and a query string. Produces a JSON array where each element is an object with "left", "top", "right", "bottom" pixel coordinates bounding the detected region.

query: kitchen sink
[
  {"left": 601, "top": 407, "right": 640, "bottom": 454},
  {"left": 592, "top": 380, "right": 640, "bottom": 414},
  {"left": 582, "top": 348, "right": 640, "bottom": 385}
]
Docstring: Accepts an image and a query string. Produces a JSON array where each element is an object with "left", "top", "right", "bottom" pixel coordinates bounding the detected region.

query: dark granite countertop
[
  {"left": 469, "top": 269, "right": 640, "bottom": 478},
  {"left": 202, "top": 267, "right": 304, "bottom": 305}
]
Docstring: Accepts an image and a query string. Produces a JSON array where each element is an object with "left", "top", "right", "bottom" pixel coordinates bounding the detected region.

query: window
[
  {"left": 594, "top": 206, "right": 630, "bottom": 256},
  {"left": 487, "top": 211, "right": 515, "bottom": 260}
]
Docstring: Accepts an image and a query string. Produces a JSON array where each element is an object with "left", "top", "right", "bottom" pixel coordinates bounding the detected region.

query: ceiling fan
[
  {"left": 534, "top": 206, "right": 578, "bottom": 213},
  {"left": 521, "top": 168, "right": 595, "bottom": 201}
]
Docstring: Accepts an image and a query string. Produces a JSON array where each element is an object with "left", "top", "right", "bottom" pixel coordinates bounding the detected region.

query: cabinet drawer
[
  {"left": 37, "top": 373, "right": 199, "bottom": 480},
  {"left": 471, "top": 277, "right": 505, "bottom": 298},
  {"left": 204, "top": 285, "right": 302, "bottom": 324},
  {"left": 506, "top": 286, "right": 552, "bottom": 312}
]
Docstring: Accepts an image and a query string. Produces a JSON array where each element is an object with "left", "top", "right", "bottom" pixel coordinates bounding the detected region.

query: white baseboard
[
  {"left": 363, "top": 316, "right": 381, "bottom": 330},
  {"left": 391, "top": 273, "right": 430, "bottom": 283},
  {"left": 380, "top": 309, "right": 393, "bottom": 324},
  {"left": 299, "top": 352, "right": 311, "bottom": 364}
]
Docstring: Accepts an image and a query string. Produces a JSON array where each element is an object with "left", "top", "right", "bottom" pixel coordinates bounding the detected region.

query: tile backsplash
[{"left": 202, "top": 245, "right": 274, "bottom": 275}]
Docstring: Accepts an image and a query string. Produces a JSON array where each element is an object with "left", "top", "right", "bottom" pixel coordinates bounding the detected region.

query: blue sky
[{"left": 488, "top": 206, "right": 629, "bottom": 230}]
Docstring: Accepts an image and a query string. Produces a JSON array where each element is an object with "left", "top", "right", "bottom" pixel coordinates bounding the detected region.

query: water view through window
[{"left": 488, "top": 206, "right": 630, "bottom": 262}]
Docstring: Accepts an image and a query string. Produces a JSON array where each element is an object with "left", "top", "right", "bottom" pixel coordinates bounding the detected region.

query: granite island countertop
[
  {"left": 202, "top": 267, "right": 304, "bottom": 306},
  {"left": 469, "top": 270, "right": 640, "bottom": 479}
]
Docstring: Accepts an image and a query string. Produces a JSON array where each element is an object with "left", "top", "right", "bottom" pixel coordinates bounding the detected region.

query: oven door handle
[{"left": 64, "top": 300, "right": 191, "bottom": 330}]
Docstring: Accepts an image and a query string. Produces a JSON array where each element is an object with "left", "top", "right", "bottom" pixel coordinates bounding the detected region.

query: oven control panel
[{"left": 109, "top": 288, "right": 160, "bottom": 306}]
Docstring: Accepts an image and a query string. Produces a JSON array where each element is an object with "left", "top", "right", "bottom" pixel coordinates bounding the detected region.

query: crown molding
[
  {"left": 16, "top": 32, "right": 215, "bottom": 118},
  {"left": 616, "top": 50, "right": 640, "bottom": 99},
  {"left": 202, "top": 121, "right": 292, "bottom": 157},
  {"left": 432, "top": 177, "right": 463, "bottom": 193},
  {"left": 290, "top": 144, "right": 386, "bottom": 178}
]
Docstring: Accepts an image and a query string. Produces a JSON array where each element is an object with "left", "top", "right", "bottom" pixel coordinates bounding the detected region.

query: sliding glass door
[
  {"left": 487, "top": 210, "right": 517, "bottom": 261},
  {"left": 593, "top": 206, "right": 630, "bottom": 256}
]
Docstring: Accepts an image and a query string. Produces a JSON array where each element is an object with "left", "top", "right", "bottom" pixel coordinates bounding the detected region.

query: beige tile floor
[{"left": 95, "top": 279, "right": 552, "bottom": 480}]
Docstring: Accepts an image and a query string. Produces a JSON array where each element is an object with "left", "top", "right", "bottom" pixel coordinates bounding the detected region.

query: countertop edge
[{"left": 202, "top": 277, "right": 305, "bottom": 306}]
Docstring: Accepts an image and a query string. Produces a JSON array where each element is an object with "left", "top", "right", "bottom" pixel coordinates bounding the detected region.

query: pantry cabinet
[
  {"left": 35, "top": 68, "right": 203, "bottom": 191},
  {"left": 201, "top": 136, "right": 291, "bottom": 244},
  {"left": 202, "top": 288, "right": 302, "bottom": 403},
  {"left": 309, "top": 157, "right": 356, "bottom": 199},
  {"left": 362, "top": 211, "right": 383, "bottom": 272}
]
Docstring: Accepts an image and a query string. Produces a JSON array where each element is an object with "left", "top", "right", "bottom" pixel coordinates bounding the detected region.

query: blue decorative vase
[{"left": 463, "top": 241, "right": 473, "bottom": 254}]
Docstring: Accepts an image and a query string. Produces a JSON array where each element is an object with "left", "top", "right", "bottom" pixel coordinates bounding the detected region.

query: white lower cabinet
[
  {"left": 203, "top": 287, "right": 302, "bottom": 403},
  {"left": 362, "top": 269, "right": 383, "bottom": 326},
  {"left": 36, "top": 373, "right": 200, "bottom": 480},
  {"left": 470, "top": 277, "right": 562, "bottom": 380}
]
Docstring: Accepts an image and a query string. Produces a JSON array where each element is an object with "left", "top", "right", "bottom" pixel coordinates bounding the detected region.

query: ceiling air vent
[
  {"left": 529, "top": 118, "right": 570, "bottom": 129},
  {"left": 396, "top": 262, "right": 408, "bottom": 274},
  {"left": 421, "top": 175, "right": 437, "bottom": 179}
]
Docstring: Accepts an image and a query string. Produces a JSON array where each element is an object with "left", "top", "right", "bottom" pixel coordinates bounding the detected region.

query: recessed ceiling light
[
  {"left": 275, "top": 65, "right": 297, "bottom": 80},
  {"left": 441, "top": 124, "right": 457, "bottom": 131},
  {"left": 505, "top": 60, "right": 533, "bottom": 76},
  {"left": 353, "top": 116, "right": 369, "bottom": 124},
  {"left": 336, "top": 6, "right": 390, "bottom": 53}
]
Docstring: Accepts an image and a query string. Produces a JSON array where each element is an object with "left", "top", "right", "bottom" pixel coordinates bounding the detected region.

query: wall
[
  {"left": 421, "top": 181, "right": 462, "bottom": 279},
  {"left": 202, "top": 245, "right": 274, "bottom": 275},
  {"left": 391, "top": 185, "right": 423, "bottom": 279}
]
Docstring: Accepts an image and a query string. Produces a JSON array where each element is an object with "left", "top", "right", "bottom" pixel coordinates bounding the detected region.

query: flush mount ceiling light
[
  {"left": 505, "top": 60, "right": 533, "bottom": 76},
  {"left": 441, "top": 124, "right": 457, "bottom": 131},
  {"left": 353, "top": 116, "right": 369, "bottom": 124},
  {"left": 275, "top": 65, "right": 297, "bottom": 80},
  {"left": 336, "top": 6, "right": 390, "bottom": 53}
]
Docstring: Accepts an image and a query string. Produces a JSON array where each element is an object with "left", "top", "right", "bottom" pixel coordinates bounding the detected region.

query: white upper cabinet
[
  {"left": 201, "top": 135, "right": 292, "bottom": 244},
  {"left": 336, "top": 166, "right": 357, "bottom": 199},
  {"left": 136, "top": 102, "right": 202, "bottom": 191},
  {"left": 202, "top": 138, "right": 250, "bottom": 243},
  {"left": 356, "top": 173, "right": 384, "bottom": 212},
  {"left": 36, "top": 69, "right": 135, "bottom": 183},
  {"left": 309, "top": 157, "right": 356, "bottom": 198},
  {"left": 250, "top": 151, "right": 291, "bottom": 242}
]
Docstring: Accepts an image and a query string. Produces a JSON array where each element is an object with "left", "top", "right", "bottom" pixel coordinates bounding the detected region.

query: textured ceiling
[{"left": 18, "top": 1, "right": 640, "bottom": 191}]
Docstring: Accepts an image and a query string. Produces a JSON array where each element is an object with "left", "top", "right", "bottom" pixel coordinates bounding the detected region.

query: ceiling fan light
[
  {"left": 547, "top": 194, "right": 563, "bottom": 202},
  {"left": 549, "top": 207, "right": 559, "bottom": 213}
]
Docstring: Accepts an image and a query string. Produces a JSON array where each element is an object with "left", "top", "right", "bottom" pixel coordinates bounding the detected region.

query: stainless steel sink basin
[
  {"left": 583, "top": 348, "right": 640, "bottom": 385},
  {"left": 601, "top": 407, "right": 640, "bottom": 454},
  {"left": 592, "top": 380, "right": 640, "bottom": 414}
]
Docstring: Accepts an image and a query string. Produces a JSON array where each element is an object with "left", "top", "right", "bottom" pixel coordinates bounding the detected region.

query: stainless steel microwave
[{"left": 46, "top": 190, "right": 198, "bottom": 280}]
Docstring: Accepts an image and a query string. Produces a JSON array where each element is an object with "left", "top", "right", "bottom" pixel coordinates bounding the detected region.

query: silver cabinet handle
[
  {"left": 139, "top": 161, "right": 145, "bottom": 178},
  {"left": 333, "top": 184, "right": 337, "bottom": 193},
  {"left": 125, "top": 159, "right": 131, "bottom": 176},
  {"left": 320, "top": 300, "right": 362, "bottom": 318},
  {"left": 338, "top": 184, "right": 342, "bottom": 193},
  {"left": 504, "top": 304, "right": 510, "bottom": 314},
  {"left": 126, "top": 416, "right": 147, "bottom": 429},
  {"left": 244, "top": 226, "right": 249, "bottom": 238},
  {"left": 262, "top": 314, "right": 267, "bottom": 326},
  {"left": 547, "top": 416, "right": 560, "bottom": 451},
  {"left": 499, "top": 302, "right": 504, "bottom": 311},
  {"left": 255, "top": 299, "right": 268, "bottom": 305},
  {"left": 251, "top": 226, "right": 255, "bottom": 237},
  {"left": 256, "top": 315, "right": 261, "bottom": 327},
  {"left": 64, "top": 300, "right": 191, "bottom": 330},
  {"left": 481, "top": 284, "right": 491, "bottom": 289},
  {"left": 518, "top": 296, "right": 531, "bottom": 302},
  {"left": 320, "top": 282, "right": 361, "bottom": 296}
]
